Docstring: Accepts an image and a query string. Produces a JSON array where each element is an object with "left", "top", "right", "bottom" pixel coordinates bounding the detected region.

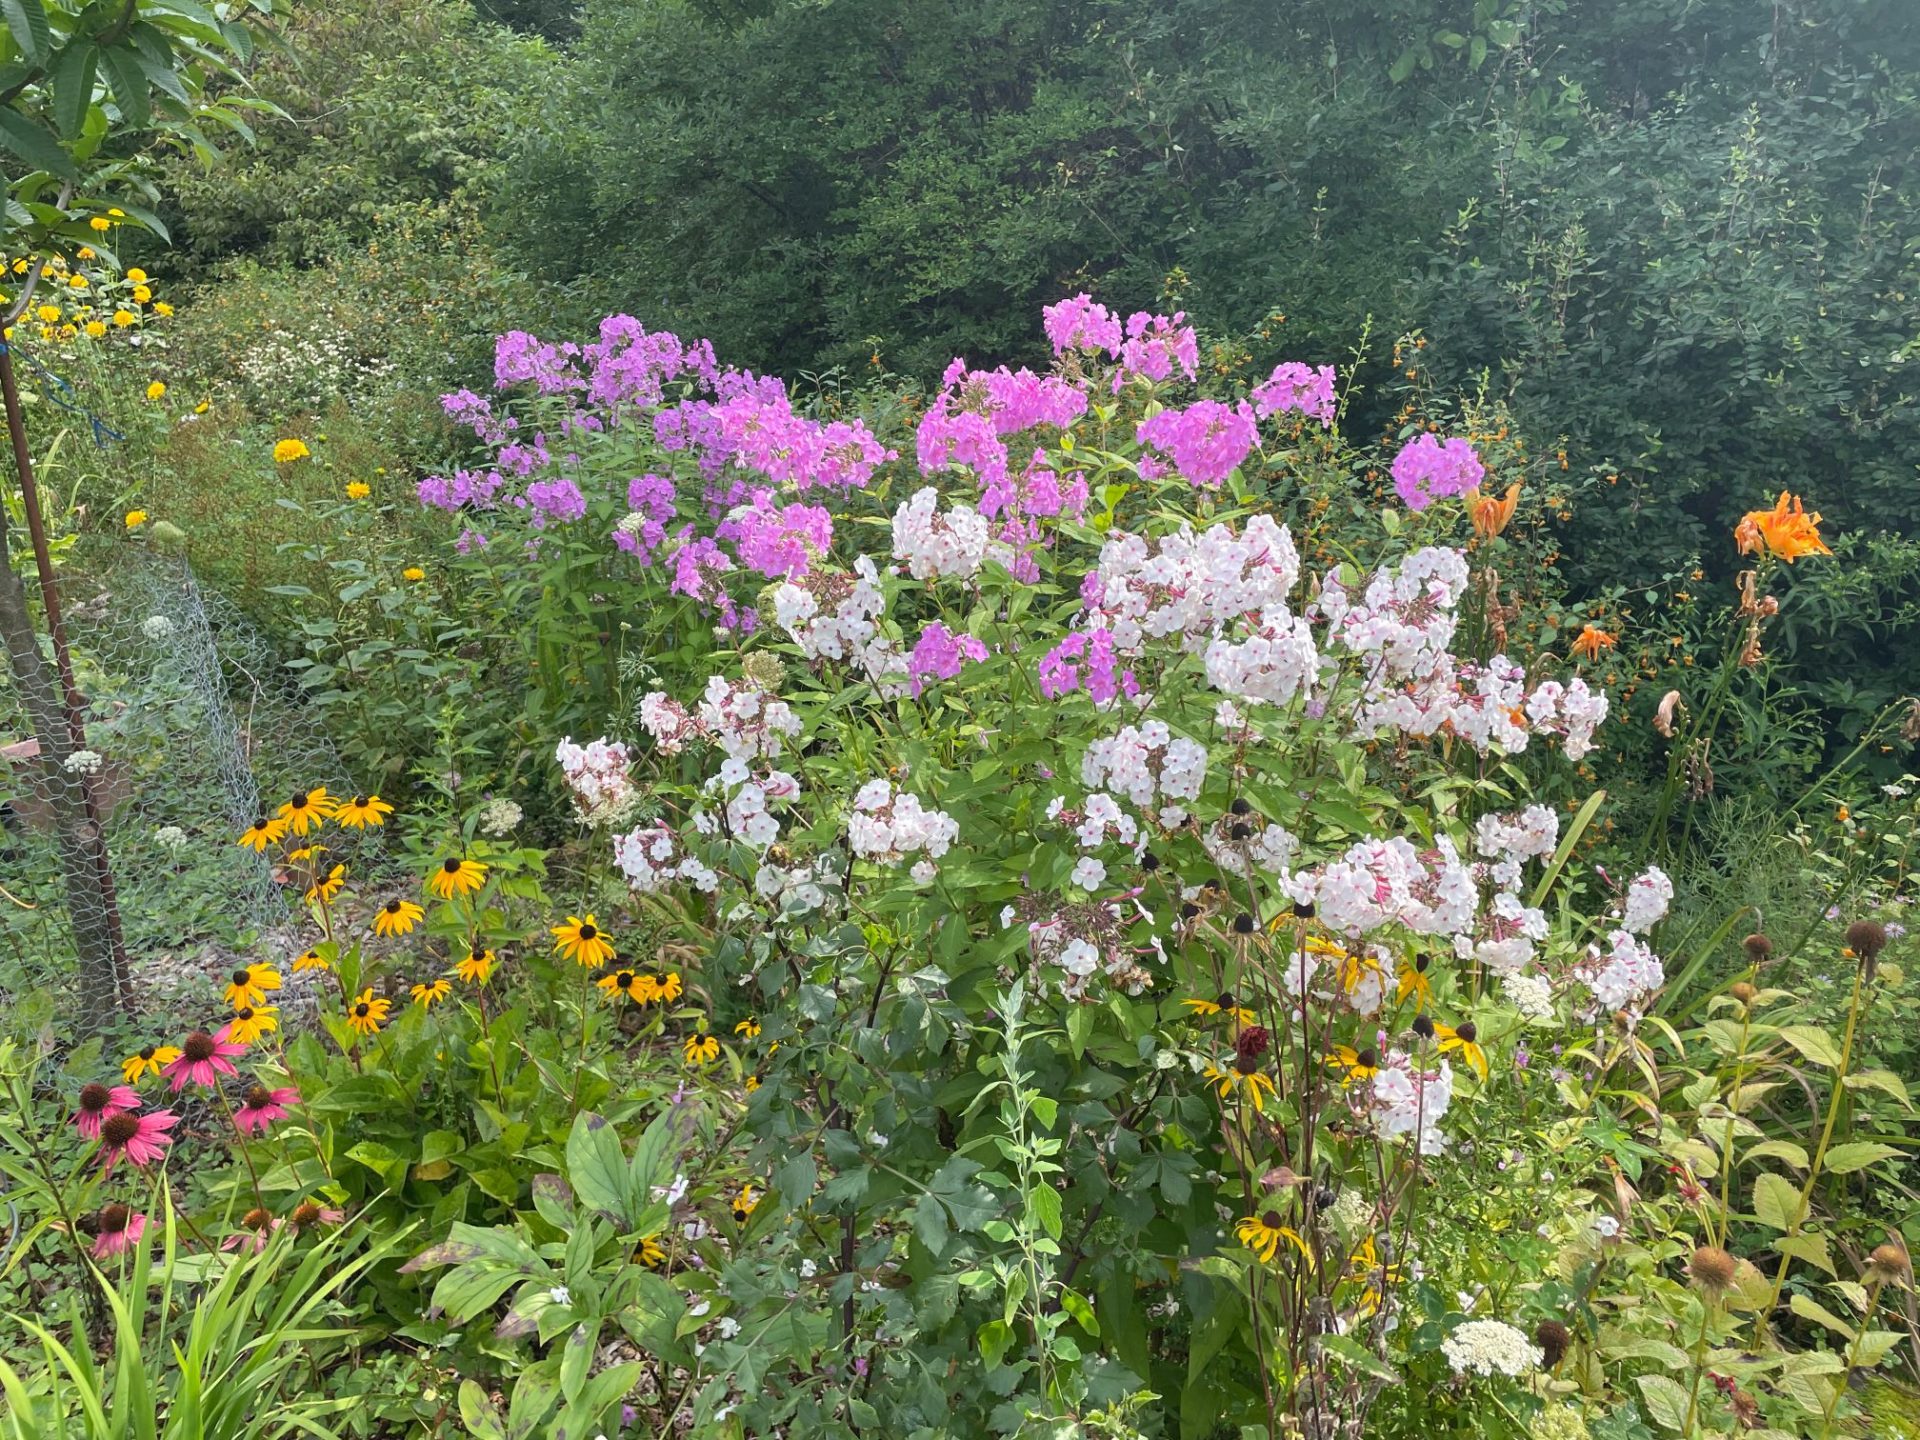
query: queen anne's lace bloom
[{"left": 1440, "top": 1319, "right": 1542, "bottom": 1377}]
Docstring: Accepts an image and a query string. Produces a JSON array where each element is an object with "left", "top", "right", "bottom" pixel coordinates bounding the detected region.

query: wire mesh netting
[{"left": 0, "top": 546, "right": 377, "bottom": 1023}]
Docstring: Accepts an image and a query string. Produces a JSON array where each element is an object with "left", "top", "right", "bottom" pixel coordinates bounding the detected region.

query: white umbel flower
[{"left": 1440, "top": 1318, "right": 1541, "bottom": 1377}]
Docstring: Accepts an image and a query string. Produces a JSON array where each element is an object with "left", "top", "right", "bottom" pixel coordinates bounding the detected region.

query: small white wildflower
[
  {"left": 546, "top": 1286, "right": 571, "bottom": 1307},
  {"left": 1330, "top": 1188, "right": 1368, "bottom": 1231},
  {"left": 141, "top": 614, "right": 175, "bottom": 641},
  {"left": 688, "top": 1298, "right": 712, "bottom": 1318},
  {"left": 867, "top": 1130, "right": 889, "bottom": 1150},
  {"left": 477, "top": 797, "right": 522, "bottom": 837},
  {"left": 1070, "top": 855, "right": 1107, "bottom": 890},
  {"left": 63, "top": 749, "right": 102, "bottom": 775},
  {"left": 1591, "top": 1215, "right": 1620, "bottom": 1240},
  {"left": 799, "top": 1258, "right": 817, "bottom": 1279},
  {"left": 153, "top": 825, "right": 188, "bottom": 853},
  {"left": 715, "top": 1317, "right": 741, "bottom": 1339},
  {"left": 1502, "top": 972, "right": 1556, "bottom": 1022},
  {"left": 654, "top": 1173, "right": 689, "bottom": 1206},
  {"left": 909, "top": 859, "right": 937, "bottom": 886},
  {"left": 1440, "top": 1318, "right": 1541, "bottom": 1377}
]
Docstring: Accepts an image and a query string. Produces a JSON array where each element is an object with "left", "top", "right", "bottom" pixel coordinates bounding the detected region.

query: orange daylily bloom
[
  {"left": 1571, "top": 625, "right": 1616, "bottom": 662},
  {"left": 1734, "top": 492, "right": 1831, "bottom": 563},
  {"left": 1468, "top": 482, "right": 1521, "bottom": 540}
]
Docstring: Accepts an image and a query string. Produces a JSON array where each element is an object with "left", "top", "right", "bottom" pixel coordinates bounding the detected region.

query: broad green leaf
[
  {"left": 1777, "top": 1026, "right": 1844, "bottom": 1068},
  {"left": 1742, "top": 1140, "right": 1808, "bottom": 1170},
  {"left": 1315, "top": 1332, "right": 1398, "bottom": 1382},
  {"left": 1637, "top": 1373, "right": 1692, "bottom": 1431},
  {"left": 1821, "top": 1142, "right": 1901, "bottom": 1174},
  {"left": 0, "top": 109, "right": 74, "bottom": 179},
  {"left": 1752, "top": 1172, "right": 1805, "bottom": 1232},
  {"left": 565, "top": 1111, "right": 631, "bottom": 1223},
  {"left": 1788, "top": 1292, "right": 1854, "bottom": 1340},
  {"left": 1774, "top": 1233, "right": 1836, "bottom": 1277},
  {"left": 49, "top": 40, "right": 95, "bottom": 139},
  {"left": 0, "top": 0, "right": 50, "bottom": 61},
  {"left": 458, "top": 1380, "right": 507, "bottom": 1440}
]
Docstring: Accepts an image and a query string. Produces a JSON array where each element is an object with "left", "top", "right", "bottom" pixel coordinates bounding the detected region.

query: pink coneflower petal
[
  {"left": 234, "top": 1083, "right": 300, "bottom": 1137},
  {"left": 89, "top": 1206, "right": 147, "bottom": 1260},
  {"left": 163, "top": 1032, "right": 247, "bottom": 1091},
  {"left": 97, "top": 1108, "right": 178, "bottom": 1174},
  {"left": 72, "top": 1082, "right": 141, "bottom": 1139}
]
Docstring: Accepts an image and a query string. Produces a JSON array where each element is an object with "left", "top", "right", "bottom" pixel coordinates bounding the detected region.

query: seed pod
[
  {"left": 1689, "top": 1245, "right": 1738, "bottom": 1294},
  {"left": 1533, "top": 1319, "right": 1570, "bottom": 1369}
]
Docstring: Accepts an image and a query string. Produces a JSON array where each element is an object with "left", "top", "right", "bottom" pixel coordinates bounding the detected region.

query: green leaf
[
  {"left": 1058, "top": 1287, "right": 1099, "bottom": 1337},
  {"left": 1028, "top": 1184, "right": 1062, "bottom": 1240},
  {"left": 565, "top": 1111, "right": 631, "bottom": 1224},
  {"left": 1821, "top": 1142, "right": 1901, "bottom": 1175},
  {"left": 457, "top": 1380, "right": 507, "bottom": 1440},
  {"left": 0, "top": 109, "right": 74, "bottom": 179},
  {"left": 977, "top": 1318, "right": 1012, "bottom": 1369},
  {"left": 1778, "top": 1026, "right": 1844, "bottom": 1068},
  {"left": 1637, "top": 1373, "right": 1692, "bottom": 1432},
  {"left": 1844, "top": 1069, "right": 1913, "bottom": 1108},
  {"left": 1788, "top": 1292, "right": 1855, "bottom": 1340},
  {"left": 1314, "top": 1332, "right": 1398, "bottom": 1382},
  {"left": 1774, "top": 1233, "right": 1837, "bottom": 1277},
  {"left": 0, "top": 0, "right": 51, "bottom": 61},
  {"left": 1742, "top": 1140, "right": 1809, "bottom": 1170},
  {"left": 1753, "top": 1172, "right": 1805, "bottom": 1232},
  {"left": 49, "top": 40, "right": 95, "bottom": 139},
  {"left": 99, "top": 43, "right": 150, "bottom": 127}
]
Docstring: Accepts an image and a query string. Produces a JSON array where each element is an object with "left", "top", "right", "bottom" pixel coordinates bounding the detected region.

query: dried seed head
[
  {"left": 1533, "top": 1319, "right": 1571, "bottom": 1369},
  {"left": 1690, "top": 1245, "right": 1738, "bottom": 1294},
  {"left": 1235, "top": 1026, "right": 1273, "bottom": 1066},
  {"left": 1845, "top": 920, "right": 1888, "bottom": 963},
  {"left": 1742, "top": 933, "right": 1772, "bottom": 963},
  {"left": 1866, "top": 1240, "right": 1913, "bottom": 1287},
  {"left": 1729, "top": 981, "right": 1757, "bottom": 1005},
  {"left": 1411, "top": 1013, "right": 1435, "bottom": 1041}
]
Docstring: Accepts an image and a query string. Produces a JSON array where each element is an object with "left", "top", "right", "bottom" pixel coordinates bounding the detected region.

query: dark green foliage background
[{"left": 159, "top": 0, "right": 1920, "bottom": 730}]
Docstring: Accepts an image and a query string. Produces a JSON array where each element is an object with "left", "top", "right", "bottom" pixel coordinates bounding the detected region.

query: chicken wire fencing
[{"left": 0, "top": 548, "right": 375, "bottom": 1021}]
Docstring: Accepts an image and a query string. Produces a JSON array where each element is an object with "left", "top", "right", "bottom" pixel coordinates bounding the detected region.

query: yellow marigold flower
[
  {"left": 1735, "top": 491, "right": 1832, "bottom": 563},
  {"left": 154, "top": 301, "right": 172, "bottom": 317},
  {"left": 347, "top": 988, "right": 390, "bottom": 1036},
  {"left": 74, "top": 247, "right": 92, "bottom": 260},
  {"left": 35, "top": 304, "right": 58, "bottom": 323},
  {"left": 126, "top": 267, "right": 146, "bottom": 283},
  {"left": 345, "top": 481, "right": 371, "bottom": 500},
  {"left": 551, "top": 914, "right": 615, "bottom": 967},
  {"left": 122, "top": 1044, "right": 182, "bottom": 1084},
  {"left": 372, "top": 897, "right": 424, "bottom": 937},
  {"left": 132, "top": 285, "right": 151, "bottom": 303},
  {"left": 67, "top": 275, "right": 86, "bottom": 290},
  {"left": 84, "top": 319, "right": 105, "bottom": 338},
  {"left": 224, "top": 962, "right": 282, "bottom": 1009},
  {"left": 733, "top": 1016, "right": 761, "bottom": 1038},
  {"left": 145, "top": 381, "right": 165, "bottom": 401},
  {"left": 88, "top": 216, "right": 111, "bottom": 232},
  {"left": 273, "top": 438, "right": 311, "bottom": 464},
  {"left": 112, "top": 309, "right": 135, "bottom": 327},
  {"left": 222, "top": 1004, "right": 279, "bottom": 1045},
  {"left": 334, "top": 793, "right": 392, "bottom": 828},
  {"left": 1237, "top": 1212, "right": 1313, "bottom": 1266},
  {"left": 730, "top": 1183, "right": 758, "bottom": 1223},
  {"left": 427, "top": 855, "right": 487, "bottom": 900},
  {"left": 306, "top": 864, "right": 346, "bottom": 905},
  {"left": 402, "top": 566, "right": 425, "bottom": 582},
  {"left": 292, "top": 947, "right": 330, "bottom": 974},
  {"left": 410, "top": 978, "right": 451, "bottom": 1009},
  {"left": 598, "top": 967, "right": 647, "bottom": 1003},
  {"left": 455, "top": 949, "right": 496, "bottom": 985},
  {"left": 1433, "top": 1021, "right": 1489, "bottom": 1081},
  {"left": 124, "top": 509, "right": 148, "bottom": 529},
  {"left": 277, "top": 787, "right": 336, "bottom": 835},
  {"left": 237, "top": 814, "right": 287, "bottom": 851},
  {"left": 57, "top": 323, "right": 75, "bottom": 340},
  {"left": 683, "top": 1032, "right": 720, "bottom": 1066}
]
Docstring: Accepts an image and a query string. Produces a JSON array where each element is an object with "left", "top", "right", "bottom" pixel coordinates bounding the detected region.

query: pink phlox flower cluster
[
  {"left": 521, "top": 475, "right": 587, "bottom": 526},
  {"left": 907, "top": 622, "right": 988, "bottom": 696},
  {"left": 1037, "top": 629, "right": 1136, "bottom": 706},
  {"left": 1370, "top": 1052, "right": 1453, "bottom": 1153},
  {"left": 699, "top": 755, "right": 800, "bottom": 850},
  {"left": 979, "top": 451, "right": 1089, "bottom": 523},
  {"left": 1453, "top": 890, "right": 1548, "bottom": 976},
  {"left": 1080, "top": 721, "right": 1207, "bottom": 828},
  {"left": 614, "top": 473, "right": 678, "bottom": 559},
  {"left": 613, "top": 823, "right": 718, "bottom": 894},
  {"left": 1303, "top": 835, "right": 1477, "bottom": 939},
  {"left": 555, "top": 736, "right": 640, "bottom": 828},
  {"left": 1115, "top": 311, "right": 1199, "bottom": 390},
  {"left": 639, "top": 692, "right": 705, "bottom": 753},
  {"left": 417, "top": 468, "right": 506, "bottom": 513},
  {"left": 494, "top": 330, "right": 583, "bottom": 395},
  {"left": 585, "top": 315, "right": 719, "bottom": 411},
  {"left": 848, "top": 779, "right": 958, "bottom": 865},
  {"left": 1251, "top": 362, "right": 1337, "bottom": 427},
  {"left": 699, "top": 676, "right": 802, "bottom": 760},
  {"left": 1523, "top": 676, "right": 1609, "bottom": 761},
  {"left": 1390, "top": 433, "right": 1485, "bottom": 512},
  {"left": 1011, "top": 893, "right": 1156, "bottom": 1000},
  {"left": 916, "top": 362, "right": 1088, "bottom": 497},
  {"left": 1046, "top": 791, "right": 1139, "bottom": 852},
  {"left": 443, "top": 388, "right": 514, "bottom": 445},
  {"left": 1135, "top": 399, "right": 1259, "bottom": 488},
  {"left": 891, "top": 487, "right": 994, "bottom": 581},
  {"left": 1579, "top": 929, "right": 1665, "bottom": 1014},
  {"left": 1043, "top": 293, "right": 1123, "bottom": 358},
  {"left": 722, "top": 497, "right": 834, "bottom": 580},
  {"left": 1618, "top": 865, "right": 1673, "bottom": 935}
]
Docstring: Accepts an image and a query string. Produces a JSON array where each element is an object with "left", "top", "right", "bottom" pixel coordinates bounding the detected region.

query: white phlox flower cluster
[
  {"left": 1369, "top": 1051, "right": 1453, "bottom": 1154},
  {"left": 1022, "top": 896, "right": 1155, "bottom": 1000},
  {"left": 1082, "top": 514, "right": 1303, "bottom": 654},
  {"left": 754, "top": 856, "right": 838, "bottom": 914},
  {"left": 1455, "top": 889, "right": 1549, "bottom": 976},
  {"left": 1304, "top": 835, "right": 1476, "bottom": 939},
  {"left": 1440, "top": 1319, "right": 1542, "bottom": 1377},
  {"left": 1080, "top": 720, "right": 1206, "bottom": 827},
  {"left": 1524, "top": 677, "right": 1610, "bottom": 762},
  {"left": 555, "top": 736, "right": 640, "bottom": 828},
  {"left": 698, "top": 756, "right": 799, "bottom": 850},
  {"left": 699, "top": 675, "right": 802, "bottom": 760},
  {"left": 1578, "top": 928, "right": 1665, "bottom": 1013},
  {"left": 1619, "top": 864, "right": 1673, "bottom": 935},
  {"left": 1047, "top": 791, "right": 1140, "bottom": 852},
  {"left": 638, "top": 692, "right": 705, "bottom": 754},
  {"left": 771, "top": 558, "right": 906, "bottom": 691},
  {"left": 891, "top": 487, "right": 993, "bottom": 581},
  {"left": 612, "top": 823, "right": 719, "bottom": 893},
  {"left": 848, "top": 778, "right": 958, "bottom": 865},
  {"left": 1475, "top": 805, "right": 1560, "bottom": 889}
]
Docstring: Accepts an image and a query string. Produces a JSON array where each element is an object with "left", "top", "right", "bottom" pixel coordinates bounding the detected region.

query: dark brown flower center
[
  {"left": 1357, "top": 1047, "right": 1378, "bottom": 1069},
  {"left": 291, "top": 1201, "right": 322, "bottom": 1227},
  {"left": 235, "top": 1006, "right": 255, "bottom": 1021},
  {"left": 232, "top": 969, "right": 251, "bottom": 987},
  {"left": 351, "top": 796, "right": 367, "bottom": 808},
  {"left": 385, "top": 899, "right": 402, "bottom": 914},
  {"left": 79, "top": 1082, "right": 111, "bottom": 1111},
  {"left": 616, "top": 970, "right": 634, "bottom": 987},
  {"left": 442, "top": 857, "right": 463, "bottom": 873},
  {"left": 139, "top": 1045, "right": 156, "bottom": 1060},
  {"left": 579, "top": 923, "right": 597, "bottom": 940},
  {"left": 354, "top": 1002, "right": 371, "bottom": 1018},
  {"left": 1261, "top": 1210, "right": 1282, "bottom": 1229},
  {"left": 245, "top": 1085, "right": 273, "bottom": 1109},
  {"left": 183, "top": 1032, "right": 215, "bottom": 1061},
  {"left": 1455, "top": 1022, "right": 1478, "bottom": 1044},
  {"left": 100, "top": 1113, "right": 140, "bottom": 1146},
  {"left": 97, "top": 1203, "right": 130, "bottom": 1233},
  {"left": 243, "top": 1207, "right": 272, "bottom": 1231},
  {"left": 288, "top": 793, "right": 308, "bottom": 810}
]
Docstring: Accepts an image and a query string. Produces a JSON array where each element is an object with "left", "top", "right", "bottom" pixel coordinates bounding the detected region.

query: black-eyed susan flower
[
  {"left": 745, "top": 1074, "right": 761, "bottom": 1093},
  {"left": 347, "top": 989, "right": 390, "bottom": 1036},
  {"left": 1347, "top": 1234, "right": 1402, "bottom": 1317},
  {"left": 1327, "top": 1044, "right": 1380, "bottom": 1085},
  {"left": 292, "top": 947, "right": 330, "bottom": 974},
  {"left": 634, "top": 1234, "right": 667, "bottom": 1269},
  {"left": 121, "top": 1044, "right": 181, "bottom": 1085},
  {"left": 286, "top": 842, "right": 326, "bottom": 864},
  {"left": 1434, "top": 1021, "right": 1488, "bottom": 1080},
  {"left": 1182, "top": 993, "right": 1258, "bottom": 1026},
  {"left": 552, "top": 914, "right": 615, "bottom": 967},
  {"left": 653, "top": 970, "right": 682, "bottom": 1003},
  {"left": 306, "top": 864, "right": 346, "bottom": 904},
  {"left": 1203, "top": 1058, "right": 1278, "bottom": 1113},
  {"left": 730, "top": 1183, "right": 758, "bottom": 1223},
  {"left": 733, "top": 1016, "right": 761, "bottom": 1038},
  {"left": 237, "top": 815, "right": 287, "bottom": 852},
  {"left": 218, "top": 1005, "right": 279, "bottom": 1046},
  {"left": 599, "top": 968, "right": 647, "bottom": 1003},
  {"left": 1236, "top": 1212, "right": 1313, "bottom": 1266},
  {"left": 1396, "top": 954, "right": 1433, "bottom": 1008},
  {"left": 684, "top": 1032, "right": 721, "bottom": 1066},
  {"left": 372, "top": 897, "right": 424, "bottom": 937},
  {"left": 334, "top": 794, "right": 392, "bottom": 829},
  {"left": 224, "top": 962, "right": 282, "bottom": 1009},
  {"left": 428, "top": 856, "right": 488, "bottom": 901},
  {"left": 455, "top": 949, "right": 496, "bottom": 985},
  {"left": 277, "top": 787, "right": 335, "bottom": 835},
  {"left": 410, "top": 978, "right": 451, "bottom": 1009}
]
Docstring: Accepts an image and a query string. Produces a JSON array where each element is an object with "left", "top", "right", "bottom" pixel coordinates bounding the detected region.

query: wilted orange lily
[
  {"left": 1468, "top": 482, "right": 1521, "bottom": 539},
  {"left": 1734, "top": 491, "right": 1831, "bottom": 562},
  {"left": 1571, "top": 624, "right": 1616, "bottom": 661}
]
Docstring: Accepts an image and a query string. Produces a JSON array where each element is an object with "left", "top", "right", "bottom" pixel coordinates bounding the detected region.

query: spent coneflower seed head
[
  {"left": 1534, "top": 1320, "right": 1570, "bottom": 1368},
  {"left": 1867, "top": 1241, "right": 1913, "bottom": 1286},
  {"left": 1235, "top": 1026, "right": 1273, "bottom": 1066},
  {"left": 1230, "top": 822, "right": 1251, "bottom": 840},
  {"left": 97, "top": 1203, "right": 131, "bottom": 1234},
  {"left": 1232, "top": 913, "right": 1256, "bottom": 934},
  {"left": 291, "top": 1200, "right": 324, "bottom": 1228},
  {"left": 1412, "top": 1014, "right": 1435, "bottom": 1040},
  {"left": 1690, "top": 1245, "right": 1738, "bottom": 1293},
  {"left": 1230, "top": 798, "right": 1251, "bottom": 816},
  {"left": 1180, "top": 902, "right": 1200, "bottom": 920},
  {"left": 1140, "top": 851, "right": 1160, "bottom": 871},
  {"left": 1743, "top": 932, "right": 1773, "bottom": 963},
  {"left": 1845, "top": 920, "right": 1888, "bottom": 962},
  {"left": 242, "top": 1207, "right": 272, "bottom": 1231},
  {"left": 1730, "top": 981, "right": 1757, "bottom": 1005}
]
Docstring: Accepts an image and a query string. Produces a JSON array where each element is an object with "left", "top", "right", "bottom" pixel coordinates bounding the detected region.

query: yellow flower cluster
[{"left": 0, "top": 252, "right": 171, "bottom": 348}]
